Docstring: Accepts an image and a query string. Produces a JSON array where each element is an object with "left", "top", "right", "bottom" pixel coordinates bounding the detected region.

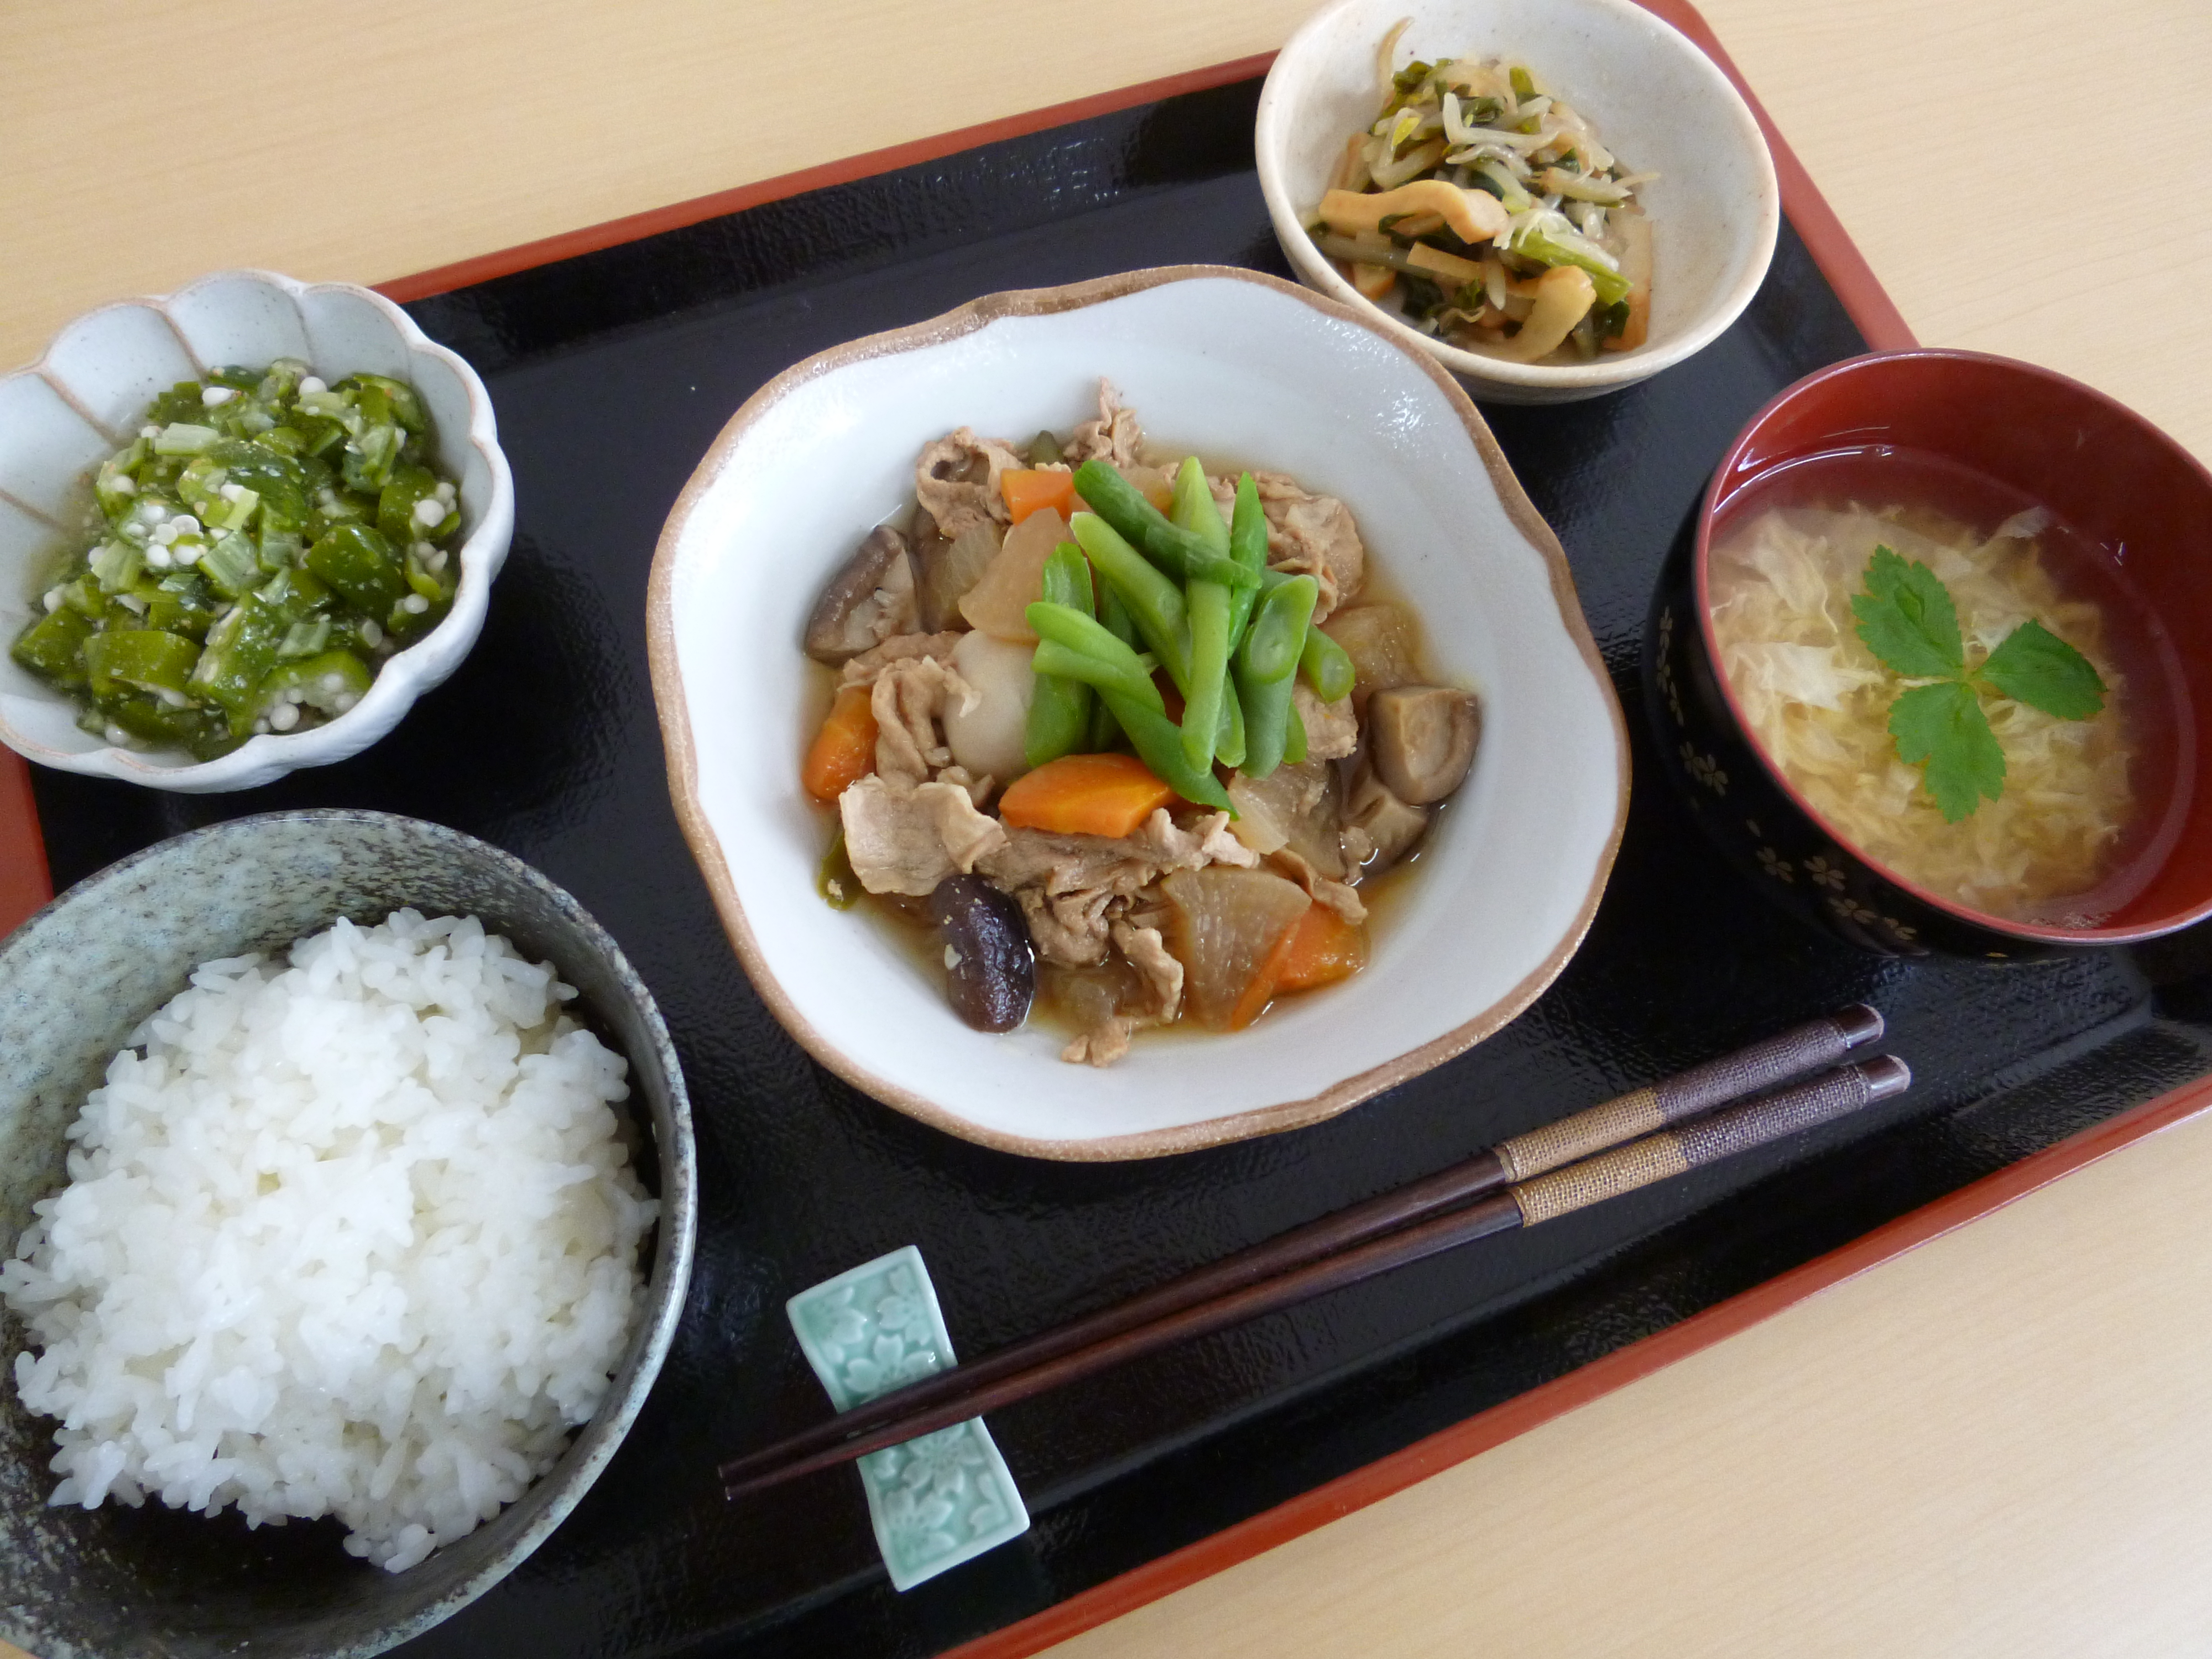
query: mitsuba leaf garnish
[
  {"left": 1888, "top": 682, "right": 2007, "bottom": 823},
  {"left": 1851, "top": 545, "right": 2109, "bottom": 823}
]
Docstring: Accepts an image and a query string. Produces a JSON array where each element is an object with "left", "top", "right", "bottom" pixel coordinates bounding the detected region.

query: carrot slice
[
  {"left": 1000, "top": 468, "right": 1078, "bottom": 525},
  {"left": 999, "top": 753, "right": 1175, "bottom": 838},
  {"left": 1273, "top": 904, "right": 1368, "bottom": 993},
  {"left": 801, "top": 685, "right": 877, "bottom": 803},
  {"left": 1228, "top": 910, "right": 1307, "bottom": 1030}
]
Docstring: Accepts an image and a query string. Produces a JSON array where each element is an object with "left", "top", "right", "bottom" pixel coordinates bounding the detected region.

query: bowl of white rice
[{"left": 0, "top": 810, "right": 696, "bottom": 1658}]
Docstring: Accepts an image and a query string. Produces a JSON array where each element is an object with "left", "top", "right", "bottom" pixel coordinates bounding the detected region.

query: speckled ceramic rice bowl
[{"left": 0, "top": 810, "right": 695, "bottom": 1659}]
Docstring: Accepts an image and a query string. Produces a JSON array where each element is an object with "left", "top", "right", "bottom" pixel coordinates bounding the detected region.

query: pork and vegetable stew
[{"left": 800, "top": 384, "right": 1480, "bottom": 1066}]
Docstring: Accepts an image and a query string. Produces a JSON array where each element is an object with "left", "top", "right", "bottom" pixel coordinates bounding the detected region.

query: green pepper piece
[
  {"left": 145, "top": 380, "right": 206, "bottom": 425},
  {"left": 83, "top": 628, "right": 199, "bottom": 698},
  {"left": 189, "top": 594, "right": 287, "bottom": 727},
  {"left": 402, "top": 541, "right": 453, "bottom": 604},
  {"left": 9, "top": 606, "right": 93, "bottom": 688},
  {"left": 103, "top": 693, "right": 212, "bottom": 750},
  {"left": 206, "top": 438, "right": 312, "bottom": 533},
  {"left": 258, "top": 565, "right": 332, "bottom": 620},
  {"left": 88, "top": 539, "right": 145, "bottom": 594},
  {"left": 254, "top": 359, "right": 310, "bottom": 404},
  {"left": 257, "top": 648, "right": 371, "bottom": 716},
  {"left": 344, "top": 374, "right": 430, "bottom": 436},
  {"left": 94, "top": 438, "right": 150, "bottom": 523},
  {"left": 277, "top": 617, "right": 332, "bottom": 659},
  {"left": 305, "top": 521, "right": 405, "bottom": 614},
  {"left": 341, "top": 423, "right": 403, "bottom": 493},
  {"left": 146, "top": 573, "right": 219, "bottom": 640},
  {"left": 197, "top": 531, "right": 259, "bottom": 599},
  {"left": 376, "top": 461, "right": 446, "bottom": 547},
  {"left": 60, "top": 575, "right": 104, "bottom": 620},
  {"left": 154, "top": 422, "right": 218, "bottom": 457},
  {"left": 176, "top": 454, "right": 229, "bottom": 520}
]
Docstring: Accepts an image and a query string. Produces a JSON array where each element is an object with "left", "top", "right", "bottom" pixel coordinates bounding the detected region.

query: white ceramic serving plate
[
  {"left": 0, "top": 269, "right": 514, "bottom": 791},
  {"left": 1255, "top": 0, "right": 1780, "bottom": 405},
  {"left": 650, "top": 266, "right": 1628, "bottom": 1160}
]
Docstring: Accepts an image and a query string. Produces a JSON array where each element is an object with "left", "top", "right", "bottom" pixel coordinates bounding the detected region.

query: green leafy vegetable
[
  {"left": 1979, "top": 618, "right": 2109, "bottom": 720},
  {"left": 1851, "top": 545, "right": 2108, "bottom": 822},
  {"left": 1888, "top": 682, "right": 2006, "bottom": 823},
  {"left": 1850, "top": 545, "right": 1962, "bottom": 680}
]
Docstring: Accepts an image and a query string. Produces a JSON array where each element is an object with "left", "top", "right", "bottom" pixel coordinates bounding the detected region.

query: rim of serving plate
[{"left": 647, "top": 263, "right": 1630, "bottom": 1160}]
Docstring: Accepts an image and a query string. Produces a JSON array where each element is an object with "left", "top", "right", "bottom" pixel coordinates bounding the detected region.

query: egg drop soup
[{"left": 1706, "top": 447, "right": 2188, "bottom": 926}]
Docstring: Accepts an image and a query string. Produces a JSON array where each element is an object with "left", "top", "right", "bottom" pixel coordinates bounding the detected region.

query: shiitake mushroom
[{"left": 928, "top": 875, "right": 1035, "bottom": 1032}]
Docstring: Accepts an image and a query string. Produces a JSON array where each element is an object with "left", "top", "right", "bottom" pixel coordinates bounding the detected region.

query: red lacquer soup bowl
[{"left": 1645, "top": 348, "right": 2212, "bottom": 959}]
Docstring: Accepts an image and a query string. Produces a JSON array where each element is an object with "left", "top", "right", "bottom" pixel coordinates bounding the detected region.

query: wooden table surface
[{"left": 6, "top": 2, "right": 2212, "bottom": 1655}]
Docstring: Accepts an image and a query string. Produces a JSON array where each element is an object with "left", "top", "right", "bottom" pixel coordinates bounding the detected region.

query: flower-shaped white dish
[
  {"left": 650, "top": 265, "right": 1628, "bottom": 1160},
  {"left": 1256, "top": 0, "right": 1780, "bottom": 405},
  {"left": 0, "top": 269, "right": 514, "bottom": 791}
]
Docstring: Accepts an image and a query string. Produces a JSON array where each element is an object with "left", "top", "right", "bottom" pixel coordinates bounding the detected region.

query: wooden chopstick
[
  {"left": 727, "top": 1055, "right": 1912, "bottom": 1499},
  {"left": 720, "top": 1006, "right": 1890, "bottom": 1501}
]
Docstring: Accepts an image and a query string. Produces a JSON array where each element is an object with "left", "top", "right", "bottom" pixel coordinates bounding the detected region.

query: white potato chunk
[{"left": 943, "top": 629, "right": 1036, "bottom": 784}]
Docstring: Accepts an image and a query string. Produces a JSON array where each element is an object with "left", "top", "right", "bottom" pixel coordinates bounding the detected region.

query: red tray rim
[{"left": 9, "top": 7, "right": 2124, "bottom": 1653}]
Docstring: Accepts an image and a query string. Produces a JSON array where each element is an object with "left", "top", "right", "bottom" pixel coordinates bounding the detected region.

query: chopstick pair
[{"left": 720, "top": 1005, "right": 1906, "bottom": 1501}]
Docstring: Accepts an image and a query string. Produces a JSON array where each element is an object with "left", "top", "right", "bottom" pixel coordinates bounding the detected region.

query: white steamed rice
[{"left": 0, "top": 909, "right": 659, "bottom": 1573}]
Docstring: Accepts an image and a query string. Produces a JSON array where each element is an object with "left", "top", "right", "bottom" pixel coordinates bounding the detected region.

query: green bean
[
  {"left": 1070, "top": 512, "right": 1191, "bottom": 691},
  {"left": 1244, "top": 575, "right": 1319, "bottom": 685},
  {"left": 1024, "top": 545, "right": 1096, "bottom": 769},
  {"left": 1033, "top": 640, "right": 1160, "bottom": 707},
  {"left": 1089, "top": 581, "right": 1138, "bottom": 750},
  {"left": 1026, "top": 602, "right": 1164, "bottom": 709},
  {"left": 1098, "top": 691, "right": 1233, "bottom": 811},
  {"left": 1301, "top": 624, "right": 1357, "bottom": 702},
  {"left": 1235, "top": 575, "right": 1318, "bottom": 779},
  {"left": 1285, "top": 702, "right": 1309, "bottom": 765},
  {"left": 1070, "top": 458, "right": 1258, "bottom": 589},
  {"left": 1173, "top": 458, "right": 1231, "bottom": 773},
  {"left": 1238, "top": 670, "right": 1296, "bottom": 779},
  {"left": 1225, "top": 472, "right": 1269, "bottom": 654},
  {"left": 1215, "top": 673, "right": 1247, "bottom": 769}
]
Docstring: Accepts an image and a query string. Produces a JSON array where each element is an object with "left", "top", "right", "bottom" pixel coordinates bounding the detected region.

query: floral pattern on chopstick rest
[{"left": 786, "top": 1245, "right": 1031, "bottom": 1591}]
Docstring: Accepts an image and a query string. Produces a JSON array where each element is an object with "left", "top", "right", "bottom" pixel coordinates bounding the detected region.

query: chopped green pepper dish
[{"left": 9, "top": 359, "right": 462, "bottom": 760}]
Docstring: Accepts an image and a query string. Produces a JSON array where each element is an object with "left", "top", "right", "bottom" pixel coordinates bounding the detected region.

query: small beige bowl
[
  {"left": 0, "top": 270, "right": 514, "bottom": 791},
  {"left": 1256, "top": 0, "right": 1780, "bottom": 404}
]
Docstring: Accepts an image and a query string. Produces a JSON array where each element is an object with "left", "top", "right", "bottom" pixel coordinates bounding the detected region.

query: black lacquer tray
[{"left": 27, "top": 74, "right": 2212, "bottom": 1659}]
